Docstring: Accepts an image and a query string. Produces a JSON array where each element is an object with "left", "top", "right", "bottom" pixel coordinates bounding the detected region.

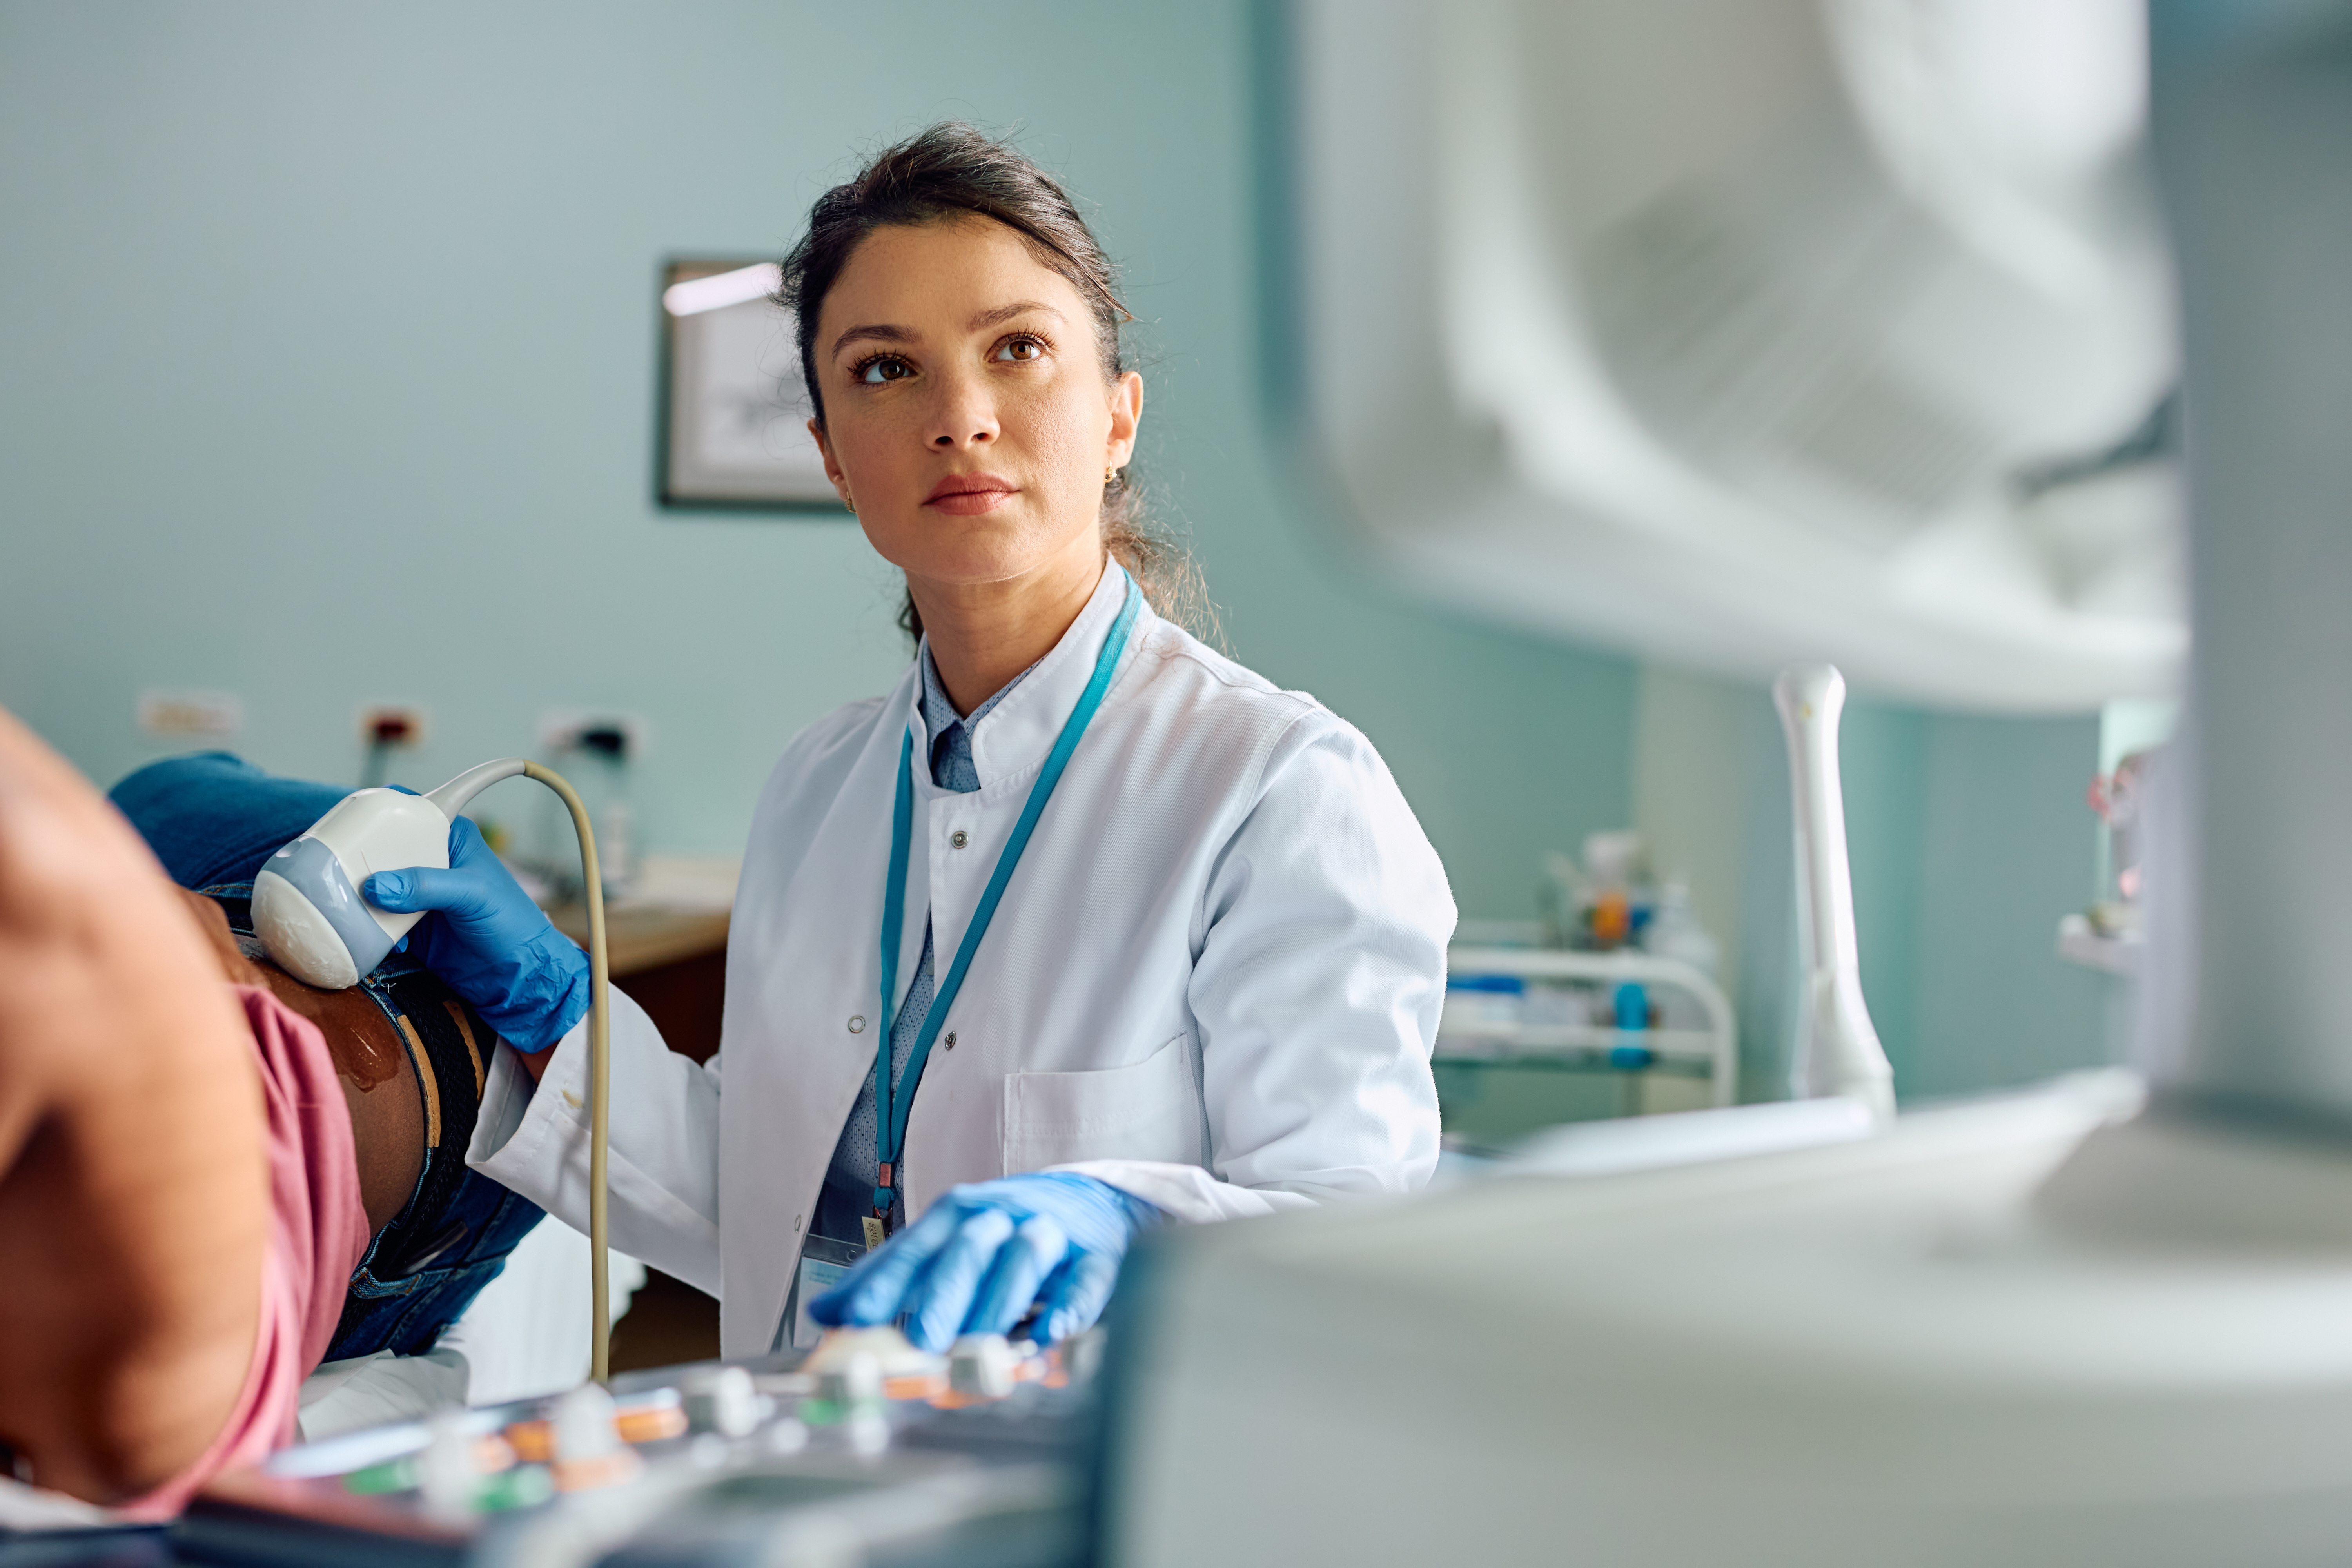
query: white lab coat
[{"left": 469, "top": 566, "right": 1454, "bottom": 1356}]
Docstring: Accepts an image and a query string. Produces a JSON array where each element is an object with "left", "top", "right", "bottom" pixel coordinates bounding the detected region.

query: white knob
[
  {"left": 951, "top": 1333, "right": 1019, "bottom": 1398},
  {"left": 551, "top": 1382, "right": 621, "bottom": 1463}
]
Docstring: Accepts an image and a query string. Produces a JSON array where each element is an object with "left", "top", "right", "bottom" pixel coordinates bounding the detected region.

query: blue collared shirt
[{"left": 813, "top": 647, "right": 1036, "bottom": 1244}]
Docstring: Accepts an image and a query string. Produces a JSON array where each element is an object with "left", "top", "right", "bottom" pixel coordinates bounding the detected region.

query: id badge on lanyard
[
  {"left": 863, "top": 573, "right": 1140, "bottom": 1239},
  {"left": 777, "top": 1233, "right": 866, "bottom": 1353}
]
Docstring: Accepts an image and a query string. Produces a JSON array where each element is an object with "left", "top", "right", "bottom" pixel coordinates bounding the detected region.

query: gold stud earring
[
  {"left": 1105, "top": 465, "right": 1118, "bottom": 485},
  {"left": 843, "top": 492, "right": 857, "bottom": 515}
]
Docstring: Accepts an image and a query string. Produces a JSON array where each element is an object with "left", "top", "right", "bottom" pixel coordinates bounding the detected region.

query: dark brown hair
[{"left": 777, "top": 122, "right": 1216, "bottom": 645}]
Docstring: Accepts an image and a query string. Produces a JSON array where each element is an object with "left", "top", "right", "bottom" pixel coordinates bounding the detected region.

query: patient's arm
[{"left": 0, "top": 710, "right": 267, "bottom": 1504}]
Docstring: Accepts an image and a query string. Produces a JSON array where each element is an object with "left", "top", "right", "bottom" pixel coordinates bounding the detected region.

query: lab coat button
[
  {"left": 848, "top": 1015, "right": 866, "bottom": 1034},
  {"left": 950, "top": 830, "right": 969, "bottom": 849},
  {"left": 944, "top": 1032, "right": 957, "bottom": 1050}
]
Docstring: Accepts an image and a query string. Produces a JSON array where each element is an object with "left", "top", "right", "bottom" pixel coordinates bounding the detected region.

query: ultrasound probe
[{"left": 250, "top": 759, "right": 615, "bottom": 1381}]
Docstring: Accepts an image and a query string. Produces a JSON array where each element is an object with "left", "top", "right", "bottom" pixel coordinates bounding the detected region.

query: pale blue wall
[
  {"left": 0, "top": 2, "right": 2109, "bottom": 1108},
  {"left": 1900, "top": 713, "right": 2112, "bottom": 1097},
  {"left": 0, "top": 0, "right": 1635, "bottom": 919},
  {"left": 1742, "top": 696, "right": 2111, "bottom": 1104}
]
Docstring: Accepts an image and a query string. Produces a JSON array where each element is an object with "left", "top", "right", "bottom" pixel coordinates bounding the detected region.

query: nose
[{"left": 926, "top": 364, "right": 998, "bottom": 451}]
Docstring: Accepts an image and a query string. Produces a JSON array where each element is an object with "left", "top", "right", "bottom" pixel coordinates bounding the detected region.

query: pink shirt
[{"left": 125, "top": 985, "right": 371, "bottom": 1519}]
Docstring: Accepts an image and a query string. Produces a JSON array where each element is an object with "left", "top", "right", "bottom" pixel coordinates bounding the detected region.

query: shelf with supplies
[{"left": 1438, "top": 946, "right": 1738, "bottom": 1109}]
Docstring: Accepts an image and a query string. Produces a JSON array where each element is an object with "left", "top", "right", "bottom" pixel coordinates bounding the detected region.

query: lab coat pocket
[{"left": 1001, "top": 1033, "right": 1204, "bottom": 1174}]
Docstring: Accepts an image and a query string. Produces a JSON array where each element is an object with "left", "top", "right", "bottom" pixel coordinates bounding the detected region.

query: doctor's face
[{"left": 808, "top": 216, "right": 1142, "bottom": 602}]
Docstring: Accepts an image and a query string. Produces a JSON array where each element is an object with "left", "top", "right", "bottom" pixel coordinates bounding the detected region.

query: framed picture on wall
[{"left": 656, "top": 258, "right": 842, "bottom": 511}]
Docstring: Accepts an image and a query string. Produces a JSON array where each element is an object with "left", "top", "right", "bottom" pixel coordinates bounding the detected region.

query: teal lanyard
[{"left": 871, "top": 573, "right": 1141, "bottom": 1223}]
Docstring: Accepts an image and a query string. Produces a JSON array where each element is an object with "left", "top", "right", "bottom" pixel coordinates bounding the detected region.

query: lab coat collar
[{"left": 903, "top": 562, "right": 1144, "bottom": 793}]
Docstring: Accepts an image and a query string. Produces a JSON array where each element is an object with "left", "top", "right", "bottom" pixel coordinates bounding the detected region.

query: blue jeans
[{"left": 112, "top": 754, "right": 545, "bottom": 1361}]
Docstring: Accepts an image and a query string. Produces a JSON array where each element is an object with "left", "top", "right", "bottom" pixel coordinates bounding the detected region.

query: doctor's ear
[
  {"left": 1105, "top": 369, "right": 1143, "bottom": 473},
  {"left": 809, "top": 419, "right": 856, "bottom": 515}
]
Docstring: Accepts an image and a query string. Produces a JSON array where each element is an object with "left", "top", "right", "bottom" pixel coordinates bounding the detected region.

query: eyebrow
[
  {"left": 829, "top": 321, "right": 909, "bottom": 358},
  {"left": 969, "top": 300, "right": 1064, "bottom": 332},
  {"left": 828, "top": 301, "right": 1067, "bottom": 361}
]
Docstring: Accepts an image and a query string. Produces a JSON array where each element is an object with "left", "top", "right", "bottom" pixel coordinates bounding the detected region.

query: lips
[{"left": 923, "top": 473, "right": 1018, "bottom": 517}]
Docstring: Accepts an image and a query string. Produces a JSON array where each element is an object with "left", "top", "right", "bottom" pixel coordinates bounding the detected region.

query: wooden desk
[
  {"left": 545, "top": 904, "right": 729, "bottom": 978},
  {"left": 545, "top": 903, "right": 730, "bottom": 1065}
]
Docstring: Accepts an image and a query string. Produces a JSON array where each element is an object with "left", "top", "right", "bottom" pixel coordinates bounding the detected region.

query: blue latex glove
[
  {"left": 362, "top": 817, "right": 589, "bottom": 1053},
  {"left": 810, "top": 1173, "right": 1160, "bottom": 1352}
]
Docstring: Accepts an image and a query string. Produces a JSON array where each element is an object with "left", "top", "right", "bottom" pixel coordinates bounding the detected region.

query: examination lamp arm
[{"left": 1773, "top": 666, "right": 1896, "bottom": 1120}]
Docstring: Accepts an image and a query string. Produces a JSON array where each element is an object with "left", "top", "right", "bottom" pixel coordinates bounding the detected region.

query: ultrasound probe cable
[{"left": 522, "top": 761, "right": 614, "bottom": 1383}]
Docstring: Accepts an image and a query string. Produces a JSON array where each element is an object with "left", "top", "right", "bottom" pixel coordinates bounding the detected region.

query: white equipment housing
[
  {"left": 1107, "top": 1072, "right": 2352, "bottom": 1568},
  {"left": 1287, "top": 0, "right": 2182, "bottom": 710},
  {"left": 1100, "top": 3, "right": 2352, "bottom": 1563}
]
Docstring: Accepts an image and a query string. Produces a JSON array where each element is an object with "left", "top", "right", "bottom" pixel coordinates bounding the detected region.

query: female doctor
[{"left": 367, "top": 123, "right": 1455, "bottom": 1358}]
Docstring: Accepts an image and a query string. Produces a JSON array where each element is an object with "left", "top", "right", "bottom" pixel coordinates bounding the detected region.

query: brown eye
[
  {"left": 994, "top": 337, "right": 1044, "bottom": 363},
  {"left": 857, "top": 355, "right": 913, "bottom": 385}
]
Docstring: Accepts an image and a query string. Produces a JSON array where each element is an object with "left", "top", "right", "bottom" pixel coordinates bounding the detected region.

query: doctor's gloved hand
[
  {"left": 809, "top": 1173, "right": 1161, "bottom": 1353},
  {"left": 362, "top": 816, "right": 588, "bottom": 1054}
]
